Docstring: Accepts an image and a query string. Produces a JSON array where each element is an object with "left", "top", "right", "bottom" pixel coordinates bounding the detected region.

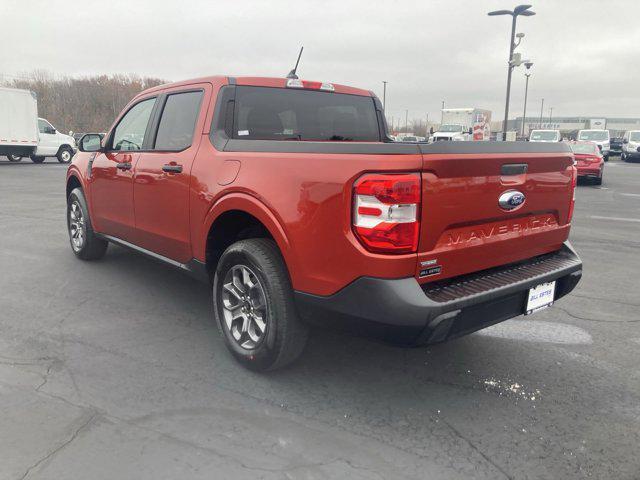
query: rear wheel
[
  {"left": 57, "top": 147, "right": 73, "bottom": 163},
  {"left": 593, "top": 171, "right": 603, "bottom": 186},
  {"left": 30, "top": 156, "right": 45, "bottom": 164},
  {"left": 213, "top": 238, "right": 308, "bottom": 371},
  {"left": 67, "top": 188, "right": 108, "bottom": 260},
  {"left": 8, "top": 154, "right": 22, "bottom": 162}
]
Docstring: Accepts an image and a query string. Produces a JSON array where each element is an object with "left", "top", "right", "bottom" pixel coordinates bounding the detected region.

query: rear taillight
[
  {"left": 567, "top": 165, "right": 577, "bottom": 223},
  {"left": 352, "top": 173, "right": 421, "bottom": 254}
]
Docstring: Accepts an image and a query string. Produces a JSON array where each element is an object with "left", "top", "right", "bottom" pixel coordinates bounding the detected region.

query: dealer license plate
[{"left": 525, "top": 281, "right": 556, "bottom": 315}]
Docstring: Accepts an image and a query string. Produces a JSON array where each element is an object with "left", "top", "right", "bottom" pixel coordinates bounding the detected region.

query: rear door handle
[
  {"left": 116, "top": 162, "right": 132, "bottom": 170},
  {"left": 162, "top": 164, "right": 183, "bottom": 173}
]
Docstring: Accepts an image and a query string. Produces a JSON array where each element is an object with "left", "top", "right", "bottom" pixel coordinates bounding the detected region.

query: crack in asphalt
[
  {"left": 18, "top": 412, "right": 98, "bottom": 480},
  {"left": 569, "top": 293, "right": 640, "bottom": 308},
  {"left": 555, "top": 305, "right": 640, "bottom": 323},
  {"left": 441, "top": 418, "right": 512, "bottom": 480}
]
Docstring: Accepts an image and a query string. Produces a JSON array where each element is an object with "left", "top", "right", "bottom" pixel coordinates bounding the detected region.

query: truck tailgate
[{"left": 416, "top": 142, "right": 575, "bottom": 284}]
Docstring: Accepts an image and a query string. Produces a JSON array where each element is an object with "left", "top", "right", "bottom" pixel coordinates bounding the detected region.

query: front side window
[
  {"left": 38, "top": 119, "right": 54, "bottom": 134},
  {"left": 154, "top": 91, "right": 203, "bottom": 150},
  {"left": 629, "top": 132, "right": 640, "bottom": 142},
  {"left": 111, "top": 98, "right": 156, "bottom": 151},
  {"left": 232, "top": 86, "right": 380, "bottom": 141}
]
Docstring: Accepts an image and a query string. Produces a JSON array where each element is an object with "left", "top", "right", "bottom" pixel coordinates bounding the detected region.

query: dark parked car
[{"left": 610, "top": 137, "right": 623, "bottom": 154}]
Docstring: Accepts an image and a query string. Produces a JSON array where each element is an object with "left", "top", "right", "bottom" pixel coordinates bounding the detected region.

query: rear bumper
[
  {"left": 577, "top": 166, "right": 602, "bottom": 177},
  {"left": 294, "top": 242, "right": 582, "bottom": 345}
]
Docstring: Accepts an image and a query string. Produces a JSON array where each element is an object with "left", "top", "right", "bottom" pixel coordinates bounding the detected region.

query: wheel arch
[{"left": 202, "top": 193, "right": 294, "bottom": 281}]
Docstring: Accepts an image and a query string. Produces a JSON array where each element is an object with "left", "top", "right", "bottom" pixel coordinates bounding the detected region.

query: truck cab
[
  {"left": 577, "top": 129, "right": 610, "bottom": 161},
  {"left": 529, "top": 129, "right": 561, "bottom": 142},
  {"left": 431, "top": 124, "right": 470, "bottom": 142}
]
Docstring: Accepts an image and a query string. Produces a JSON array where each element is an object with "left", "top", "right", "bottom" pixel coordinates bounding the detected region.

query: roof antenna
[{"left": 286, "top": 46, "right": 304, "bottom": 79}]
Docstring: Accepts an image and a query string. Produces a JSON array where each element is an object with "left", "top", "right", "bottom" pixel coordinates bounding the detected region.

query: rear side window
[
  {"left": 232, "top": 86, "right": 380, "bottom": 141},
  {"left": 154, "top": 91, "right": 203, "bottom": 150},
  {"left": 112, "top": 98, "right": 156, "bottom": 151}
]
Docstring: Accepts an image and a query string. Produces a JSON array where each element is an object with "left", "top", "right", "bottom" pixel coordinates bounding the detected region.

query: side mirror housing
[
  {"left": 468, "top": 128, "right": 473, "bottom": 135},
  {"left": 623, "top": 138, "right": 629, "bottom": 144},
  {"left": 79, "top": 134, "right": 103, "bottom": 152}
]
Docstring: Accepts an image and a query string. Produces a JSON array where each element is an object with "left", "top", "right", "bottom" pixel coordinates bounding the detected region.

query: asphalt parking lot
[{"left": 0, "top": 155, "right": 639, "bottom": 479}]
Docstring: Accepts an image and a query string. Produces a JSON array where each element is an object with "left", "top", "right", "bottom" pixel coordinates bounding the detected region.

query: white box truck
[
  {"left": 0, "top": 87, "right": 38, "bottom": 160},
  {"left": 432, "top": 108, "right": 492, "bottom": 142},
  {"left": 1, "top": 86, "right": 77, "bottom": 163}
]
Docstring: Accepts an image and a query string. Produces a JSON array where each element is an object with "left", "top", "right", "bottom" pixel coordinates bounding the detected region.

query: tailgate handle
[{"left": 501, "top": 163, "right": 528, "bottom": 175}]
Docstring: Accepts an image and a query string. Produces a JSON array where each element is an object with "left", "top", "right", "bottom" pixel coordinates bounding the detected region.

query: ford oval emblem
[{"left": 499, "top": 190, "right": 526, "bottom": 211}]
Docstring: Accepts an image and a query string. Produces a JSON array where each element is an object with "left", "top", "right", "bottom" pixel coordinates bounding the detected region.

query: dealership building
[{"left": 495, "top": 116, "right": 640, "bottom": 138}]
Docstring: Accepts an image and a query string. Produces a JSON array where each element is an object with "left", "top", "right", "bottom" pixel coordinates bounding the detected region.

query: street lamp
[
  {"left": 522, "top": 61, "right": 533, "bottom": 137},
  {"left": 488, "top": 4, "right": 536, "bottom": 140}
]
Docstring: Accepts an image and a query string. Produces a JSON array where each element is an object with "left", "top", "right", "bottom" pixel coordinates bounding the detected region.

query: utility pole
[
  {"left": 549, "top": 106, "right": 553, "bottom": 124},
  {"left": 405, "top": 110, "right": 409, "bottom": 132},
  {"left": 539, "top": 98, "right": 544, "bottom": 128},
  {"left": 382, "top": 81, "right": 387, "bottom": 111},
  {"left": 441, "top": 100, "right": 445, "bottom": 124}
]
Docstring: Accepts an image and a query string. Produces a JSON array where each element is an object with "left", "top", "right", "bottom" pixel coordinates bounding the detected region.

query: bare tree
[{"left": 2, "top": 71, "right": 166, "bottom": 133}]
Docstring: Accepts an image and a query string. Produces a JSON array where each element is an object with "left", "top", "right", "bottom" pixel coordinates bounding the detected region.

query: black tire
[
  {"left": 593, "top": 173, "right": 603, "bottom": 186},
  {"left": 67, "top": 187, "right": 108, "bottom": 260},
  {"left": 213, "top": 238, "right": 308, "bottom": 371},
  {"left": 57, "top": 147, "right": 73, "bottom": 163},
  {"left": 30, "top": 156, "right": 45, "bottom": 164},
  {"left": 8, "top": 154, "right": 22, "bottom": 162}
]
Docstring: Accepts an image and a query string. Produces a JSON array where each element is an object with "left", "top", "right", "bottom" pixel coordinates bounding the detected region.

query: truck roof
[{"left": 138, "top": 76, "right": 374, "bottom": 98}]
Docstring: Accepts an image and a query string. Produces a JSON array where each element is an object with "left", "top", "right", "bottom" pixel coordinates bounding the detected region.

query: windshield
[
  {"left": 438, "top": 124, "right": 464, "bottom": 133},
  {"left": 232, "top": 86, "right": 380, "bottom": 141},
  {"left": 570, "top": 143, "right": 598, "bottom": 155},
  {"left": 578, "top": 130, "right": 609, "bottom": 141},
  {"left": 630, "top": 132, "right": 640, "bottom": 142},
  {"left": 530, "top": 131, "right": 558, "bottom": 141}
]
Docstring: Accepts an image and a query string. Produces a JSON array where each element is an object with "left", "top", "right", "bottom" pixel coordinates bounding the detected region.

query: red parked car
[
  {"left": 66, "top": 76, "right": 582, "bottom": 370},
  {"left": 570, "top": 141, "right": 605, "bottom": 185}
]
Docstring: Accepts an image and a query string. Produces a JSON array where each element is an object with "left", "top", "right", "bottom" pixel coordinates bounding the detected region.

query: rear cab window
[{"left": 232, "top": 86, "right": 380, "bottom": 142}]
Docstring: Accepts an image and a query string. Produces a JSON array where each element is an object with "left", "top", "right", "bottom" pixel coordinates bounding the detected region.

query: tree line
[{"left": 1, "top": 71, "right": 166, "bottom": 134}]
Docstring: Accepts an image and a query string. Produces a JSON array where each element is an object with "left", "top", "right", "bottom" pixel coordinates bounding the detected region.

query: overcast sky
[{"left": 2, "top": 0, "right": 639, "bottom": 124}]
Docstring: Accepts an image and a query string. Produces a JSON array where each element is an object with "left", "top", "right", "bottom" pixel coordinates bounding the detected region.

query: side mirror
[
  {"left": 468, "top": 128, "right": 473, "bottom": 135},
  {"left": 623, "top": 138, "right": 629, "bottom": 144},
  {"left": 79, "top": 134, "right": 103, "bottom": 152},
  {"left": 45, "top": 127, "right": 56, "bottom": 134}
]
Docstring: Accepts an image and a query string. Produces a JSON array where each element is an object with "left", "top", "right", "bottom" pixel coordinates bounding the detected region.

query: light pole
[
  {"left": 549, "top": 106, "right": 553, "bottom": 124},
  {"left": 382, "top": 81, "right": 387, "bottom": 111},
  {"left": 488, "top": 5, "right": 536, "bottom": 140},
  {"left": 405, "top": 109, "right": 409, "bottom": 132},
  {"left": 522, "top": 61, "right": 533, "bottom": 137},
  {"left": 539, "top": 98, "right": 544, "bottom": 127}
]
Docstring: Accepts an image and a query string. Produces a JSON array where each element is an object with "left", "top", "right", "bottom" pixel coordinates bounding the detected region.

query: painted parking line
[
  {"left": 590, "top": 215, "right": 640, "bottom": 223},
  {"left": 619, "top": 193, "right": 640, "bottom": 198}
]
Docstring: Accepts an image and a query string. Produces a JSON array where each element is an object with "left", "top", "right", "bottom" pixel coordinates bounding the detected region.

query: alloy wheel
[
  {"left": 68, "top": 201, "right": 85, "bottom": 251},
  {"left": 221, "top": 265, "right": 268, "bottom": 350}
]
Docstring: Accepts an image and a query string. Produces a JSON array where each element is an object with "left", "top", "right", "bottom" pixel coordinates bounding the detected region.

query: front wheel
[
  {"left": 57, "top": 147, "right": 73, "bottom": 163},
  {"left": 8, "top": 154, "right": 22, "bottom": 162},
  {"left": 67, "top": 188, "right": 108, "bottom": 260},
  {"left": 213, "top": 238, "right": 308, "bottom": 371}
]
